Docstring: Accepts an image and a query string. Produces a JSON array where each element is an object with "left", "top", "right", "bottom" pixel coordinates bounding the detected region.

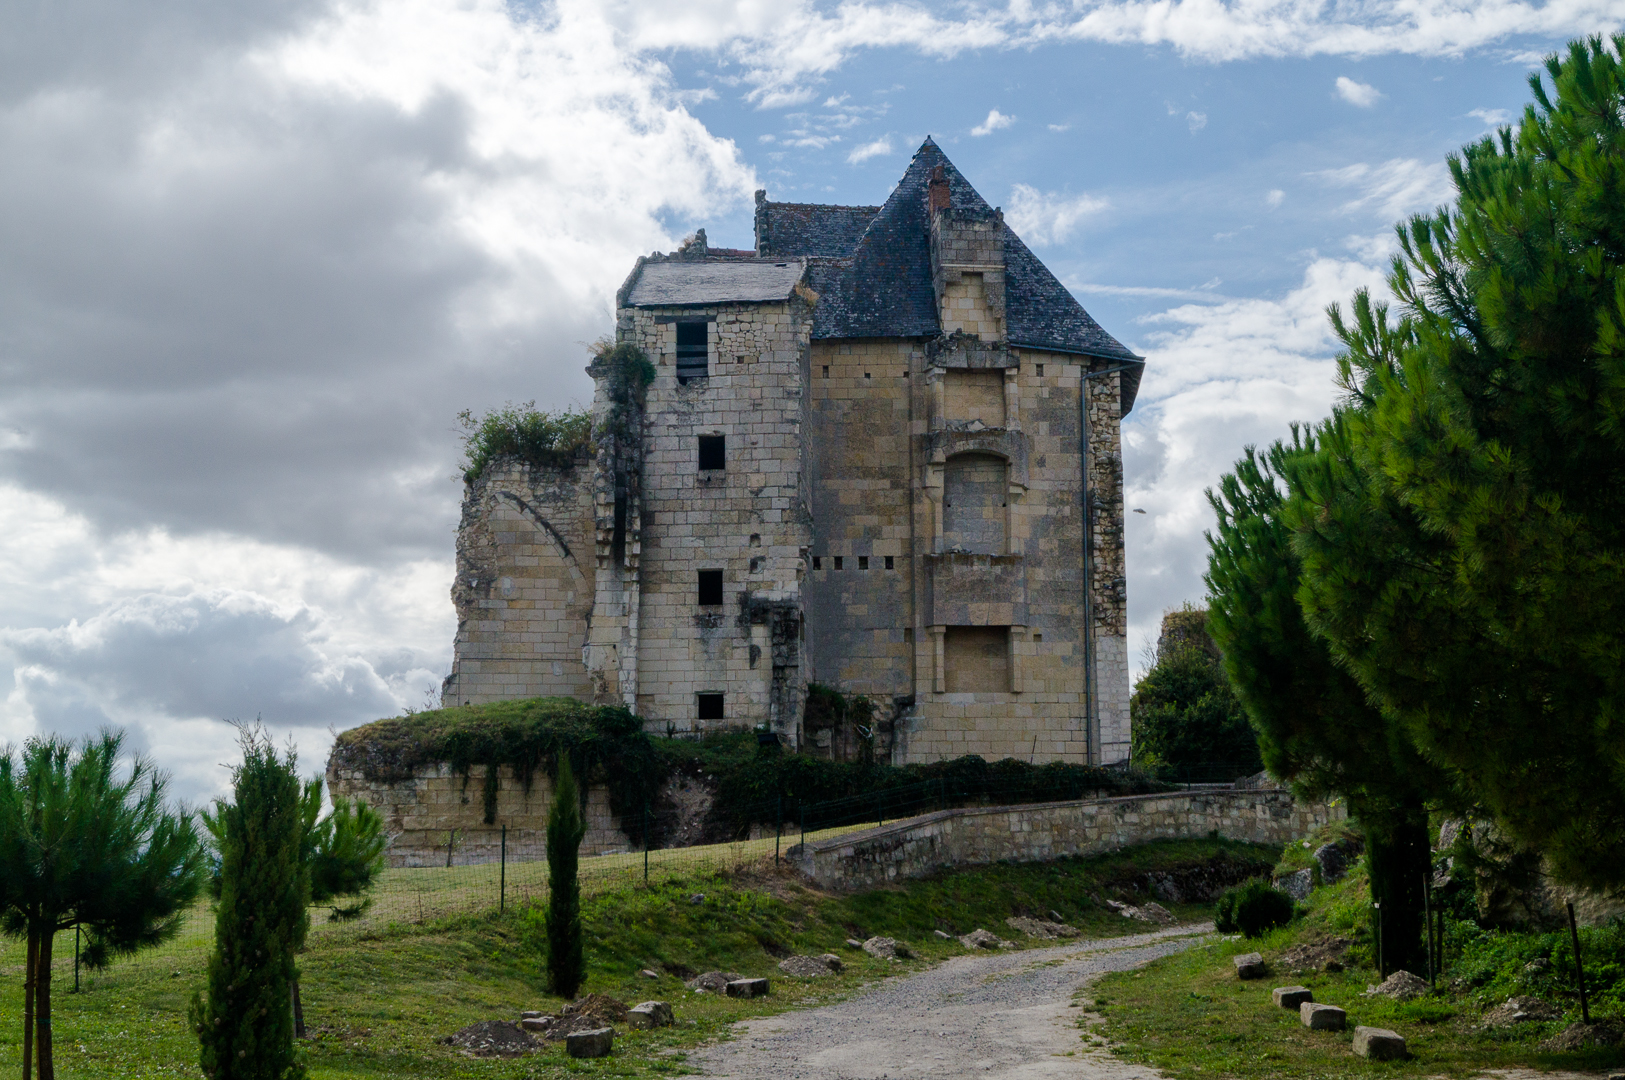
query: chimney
[{"left": 928, "top": 165, "right": 950, "bottom": 214}]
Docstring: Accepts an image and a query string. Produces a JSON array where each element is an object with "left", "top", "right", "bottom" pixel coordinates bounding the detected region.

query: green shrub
[
  {"left": 458, "top": 401, "right": 591, "bottom": 482},
  {"left": 1214, "top": 878, "right": 1295, "bottom": 938}
]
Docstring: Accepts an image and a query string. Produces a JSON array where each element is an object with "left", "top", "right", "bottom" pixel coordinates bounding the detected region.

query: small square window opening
[
  {"left": 858, "top": 556, "right": 869, "bottom": 570},
  {"left": 864, "top": 372, "right": 871, "bottom": 379},
  {"left": 833, "top": 556, "right": 844, "bottom": 570},
  {"left": 697, "top": 569, "right": 723, "bottom": 606},
  {"left": 822, "top": 365, "right": 829, "bottom": 378},
  {"left": 1036, "top": 363, "right": 1045, "bottom": 377},
  {"left": 1033, "top": 632, "right": 1043, "bottom": 643},
  {"left": 698, "top": 434, "right": 726, "bottom": 471},
  {"left": 903, "top": 627, "right": 914, "bottom": 644},
  {"left": 884, "top": 555, "right": 895, "bottom": 570},
  {"left": 812, "top": 556, "right": 822, "bottom": 570},
  {"left": 697, "top": 693, "right": 724, "bottom": 721}
]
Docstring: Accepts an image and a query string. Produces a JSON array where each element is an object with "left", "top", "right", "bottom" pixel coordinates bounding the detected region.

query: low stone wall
[
  {"left": 788, "top": 788, "right": 1341, "bottom": 892},
  {"left": 327, "top": 761, "right": 633, "bottom": 868}
]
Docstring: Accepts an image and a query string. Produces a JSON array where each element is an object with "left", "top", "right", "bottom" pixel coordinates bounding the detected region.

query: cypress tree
[
  {"left": 190, "top": 729, "right": 309, "bottom": 1080},
  {"left": 545, "top": 754, "right": 586, "bottom": 1000}
]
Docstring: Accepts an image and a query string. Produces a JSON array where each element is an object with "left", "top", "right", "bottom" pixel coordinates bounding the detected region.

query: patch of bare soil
[
  {"left": 1278, "top": 936, "right": 1349, "bottom": 973},
  {"left": 443, "top": 1020, "right": 537, "bottom": 1058},
  {"left": 1478, "top": 996, "right": 1560, "bottom": 1029},
  {"left": 561, "top": 993, "right": 629, "bottom": 1024},
  {"left": 1538, "top": 1020, "right": 1623, "bottom": 1052}
]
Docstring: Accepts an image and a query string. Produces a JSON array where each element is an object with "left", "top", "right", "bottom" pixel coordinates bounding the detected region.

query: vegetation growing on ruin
[
  {"left": 331, "top": 699, "right": 667, "bottom": 838},
  {"left": 456, "top": 402, "right": 591, "bottom": 483}
]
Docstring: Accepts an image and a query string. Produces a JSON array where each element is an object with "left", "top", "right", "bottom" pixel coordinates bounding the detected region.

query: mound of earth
[
  {"left": 1104, "top": 900, "right": 1175, "bottom": 925},
  {"left": 1279, "top": 937, "right": 1349, "bottom": 973},
  {"left": 560, "top": 993, "right": 629, "bottom": 1024},
  {"left": 779, "top": 955, "right": 839, "bottom": 977},
  {"left": 1479, "top": 996, "right": 1560, "bottom": 1028},
  {"left": 1005, "top": 917, "right": 1079, "bottom": 939},
  {"left": 959, "top": 929, "right": 1009, "bottom": 949},
  {"left": 444, "top": 1020, "right": 537, "bottom": 1058},
  {"left": 862, "top": 936, "right": 913, "bottom": 959},
  {"left": 1540, "top": 1020, "right": 1623, "bottom": 1051},
  {"left": 1364, "top": 970, "right": 1430, "bottom": 1000},
  {"left": 687, "top": 970, "right": 745, "bottom": 992}
]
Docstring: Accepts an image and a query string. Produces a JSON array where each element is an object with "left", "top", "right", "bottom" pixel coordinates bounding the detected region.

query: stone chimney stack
[{"left": 926, "top": 166, "right": 1006, "bottom": 341}]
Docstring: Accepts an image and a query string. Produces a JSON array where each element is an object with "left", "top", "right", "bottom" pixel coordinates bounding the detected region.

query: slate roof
[
  {"left": 624, "top": 258, "right": 806, "bottom": 307},
  {"left": 761, "top": 139, "right": 1143, "bottom": 410},
  {"left": 755, "top": 197, "right": 878, "bottom": 258}
]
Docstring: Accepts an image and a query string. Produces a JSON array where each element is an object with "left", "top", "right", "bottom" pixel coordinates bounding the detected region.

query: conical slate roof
[{"left": 759, "top": 138, "right": 1143, "bottom": 411}]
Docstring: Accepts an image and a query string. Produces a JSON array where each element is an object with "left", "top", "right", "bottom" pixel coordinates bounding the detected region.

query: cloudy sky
[{"left": 0, "top": 0, "right": 1617, "bottom": 799}]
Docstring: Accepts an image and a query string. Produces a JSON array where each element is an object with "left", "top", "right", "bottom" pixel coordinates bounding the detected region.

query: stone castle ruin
[{"left": 441, "top": 139, "right": 1143, "bottom": 765}]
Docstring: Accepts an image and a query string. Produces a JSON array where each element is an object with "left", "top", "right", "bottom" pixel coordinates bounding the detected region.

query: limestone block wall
[
  {"left": 328, "top": 761, "right": 631, "bottom": 867},
  {"left": 610, "top": 297, "right": 815, "bottom": 737},
  {"left": 791, "top": 788, "right": 1342, "bottom": 892},
  {"left": 443, "top": 455, "right": 596, "bottom": 706}
]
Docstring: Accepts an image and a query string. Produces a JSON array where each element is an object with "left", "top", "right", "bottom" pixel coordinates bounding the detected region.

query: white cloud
[
  {"left": 1267, "top": 188, "right": 1286, "bottom": 207},
  {"left": 1048, "top": 123, "right": 1071, "bottom": 132},
  {"left": 1187, "top": 110, "right": 1208, "bottom": 132},
  {"left": 846, "top": 136, "right": 893, "bottom": 163},
  {"left": 1336, "top": 76, "right": 1384, "bottom": 106},
  {"left": 1006, "top": 184, "right": 1108, "bottom": 245},
  {"left": 597, "top": 0, "right": 1624, "bottom": 108},
  {"left": 1315, "top": 157, "right": 1455, "bottom": 220},
  {"left": 971, "top": 108, "right": 1015, "bottom": 136},
  {"left": 1122, "top": 254, "right": 1393, "bottom": 676},
  {"left": 1470, "top": 106, "right": 1513, "bottom": 125}
]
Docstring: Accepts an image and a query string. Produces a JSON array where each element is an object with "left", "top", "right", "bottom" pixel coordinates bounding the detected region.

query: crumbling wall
[
  {"left": 328, "top": 760, "right": 630, "bottom": 867},
  {"left": 443, "top": 453, "right": 595, "bottom": 706}
]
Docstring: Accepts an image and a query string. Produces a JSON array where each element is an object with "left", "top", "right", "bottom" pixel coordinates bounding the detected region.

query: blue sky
[{"left": 0, "top": 0, "right": 1616, "bottom": 797}]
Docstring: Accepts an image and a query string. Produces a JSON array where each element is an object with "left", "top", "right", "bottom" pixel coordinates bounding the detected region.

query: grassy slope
[
  {"left": 1089, "top": 825, "right": 1625, "bottom": 1078},
  {"left": 0, "top": 839, "right": 1269, "bottom": 1079}
]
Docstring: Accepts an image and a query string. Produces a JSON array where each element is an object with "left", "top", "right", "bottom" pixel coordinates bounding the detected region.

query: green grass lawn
[
  {"left": 0, "top": 838, "right": 1270, "bottom": 1079},
  {"left": 1089, "top": 828, "right": 1625, "bottom": 1079}
]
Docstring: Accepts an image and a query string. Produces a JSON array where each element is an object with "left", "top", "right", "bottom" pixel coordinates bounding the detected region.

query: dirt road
[{"left": 691, "top": 924, "right": 1212, "bottom": 1080}]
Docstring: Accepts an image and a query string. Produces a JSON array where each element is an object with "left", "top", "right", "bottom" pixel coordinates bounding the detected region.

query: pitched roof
[
  {"left": 760, "top": 139, "right": 1143, "bottom": 410},
  {"left": 755, "top": 197, "right": 878, "bottom": 258},
  {"left": 624, "top": 258, "right": 806, "bottom": 307}
]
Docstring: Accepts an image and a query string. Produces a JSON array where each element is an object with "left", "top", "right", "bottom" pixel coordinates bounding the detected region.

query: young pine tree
[
  {"left": 0, "top": 732, "right": 205, "bottom": 1080},
  {"left": 545, "top": 754, "right": 587, "bottom": 1000},
  {"left": 190, "top": 729, "right": 310, "bottom": 1080}
]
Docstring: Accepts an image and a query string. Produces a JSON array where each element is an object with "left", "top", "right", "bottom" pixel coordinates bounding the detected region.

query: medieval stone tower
[{"left": 442, "top": 139, "right": 1143, "bottom": 765}]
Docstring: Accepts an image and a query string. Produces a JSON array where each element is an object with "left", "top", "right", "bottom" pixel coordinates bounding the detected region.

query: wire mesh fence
[{"left": 39, "top": 761, "right": 1260, "bottom": 979}]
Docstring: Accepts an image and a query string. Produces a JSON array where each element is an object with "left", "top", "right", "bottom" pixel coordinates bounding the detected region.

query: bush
[
  {"left": 457, "top": 401, "right": 591, "bottom": 482},
  {"left": 1215, "top": 879, "right": 1295, "bottom": 938}
]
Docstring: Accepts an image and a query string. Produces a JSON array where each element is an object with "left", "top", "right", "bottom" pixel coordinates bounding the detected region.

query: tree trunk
[
  {"left": 293, "top": 981, "right": 305, "bottom": 1039},
  {"left": 35, "top": 928, "right": 54, "bottom": 1080},
  {"left": 1366, "top": 806, "right": 1432, "bottom": 979},
  {"left": 22, "top": 927, "right": 36, "bottom": 1080}
]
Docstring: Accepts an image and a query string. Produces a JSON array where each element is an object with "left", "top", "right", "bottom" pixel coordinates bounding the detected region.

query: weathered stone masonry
[
  {"left": 444, "top": 139, "right": 1145, "bottom": 766},
  {"left": 791, "top": 789, "right": 1345, "bottom": 892}
]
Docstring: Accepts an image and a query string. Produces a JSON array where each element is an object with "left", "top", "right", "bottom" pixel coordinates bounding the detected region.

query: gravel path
[{"left": 690, "top": 924, "right": 1213, "bottom": 1080}]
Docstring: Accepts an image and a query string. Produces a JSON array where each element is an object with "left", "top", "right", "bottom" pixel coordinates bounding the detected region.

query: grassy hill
[{"left": 0, "top": 838, "right": 1272, "bottom": 1079}]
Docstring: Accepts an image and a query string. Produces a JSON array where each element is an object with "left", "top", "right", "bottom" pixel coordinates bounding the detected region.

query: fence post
[
  {"left": 644, "top": 804, "right": 650, "bottom": 887},
  {"left": 500, "top": 825, "right": 507, "bottom": 913},
  {"left": 877, "top": 789, "right": 883, "bottom": 828},
  {"left": 800, "top": 804, "right": 805, "bottom": 849},
  {"left": 775, "top": 793, "right": 783, "bottom": 865},
  {"left": 74, "top": 925, "right": 80, "bottom": 994}
]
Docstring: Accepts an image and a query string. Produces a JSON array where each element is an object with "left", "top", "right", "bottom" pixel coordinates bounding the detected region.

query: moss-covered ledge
[{"left": 328, "top": 698, "right": 665, "bottom": 835}]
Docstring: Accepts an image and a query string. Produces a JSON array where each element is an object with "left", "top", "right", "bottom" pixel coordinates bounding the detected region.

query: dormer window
[{"left": 676, "top": 322, "right": 708, "bottom": 382}]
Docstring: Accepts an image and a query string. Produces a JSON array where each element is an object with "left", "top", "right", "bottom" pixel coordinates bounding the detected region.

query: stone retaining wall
[
  {"left": 789, "top": 788, "right": 1341, "bottom": 892},
  {"left": 327, "top": 761, "right": 633, "bottom": 868}
]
